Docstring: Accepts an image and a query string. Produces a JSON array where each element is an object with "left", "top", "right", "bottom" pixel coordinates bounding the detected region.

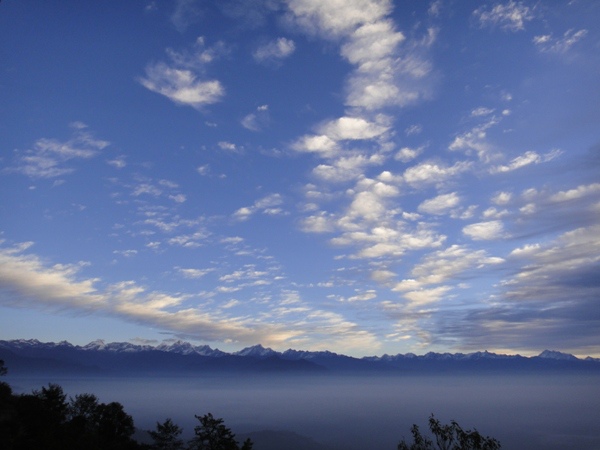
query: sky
[{"left": 0, "top": 0, "right": 599, "bottom": 358}]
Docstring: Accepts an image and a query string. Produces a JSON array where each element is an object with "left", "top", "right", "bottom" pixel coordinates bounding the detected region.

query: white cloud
[
  {"left": 220, "top": 266, "right": 268, "bottom": 284},
  {"left": 145, "top": 1, "right": 158, "bottom": 13},
  {"left": 107, "top": 156, "right": 126, "bottom": 169},
  {"left": 319, "top": 116, "right": 389, "bottom": 141},
  {"left": 177, "top": 267, "right": 214, "bottom": 279},
  {"left": 168, "top": 231, "right": 209, "bottom": 248},
  {"left": 159, "top": 179, "right": 179, "bottom": 189},
  {"left": 346, "top": 289, "right": 377, "bottom": 302},
  {"left": 312, "top": 153, "right": 384, "bottom": 183},
  {"left": 9, "top": 127, "right": 109, "bottom": 179},
  {"left": 345, "top": 50, "right": 433, "bottom": 110},
  {"left": 286, "top": 0, "right": 393, "bottom": 38},
  {"left": 288, "top": 0, "right": 434, "bottom": 111},
  {"left": 218, "top": 141, "right": 240, "bottom": 152},
  {"left": 139, "top": 63, "right": 224, "bottom": 109},
  {"left": 346, "top": 190, "right": 393, "bottom": 222},
  {"left": 402, "top": 211, "right": 421, "bottom": 221},
  {"left": 342, "top": 177, "right": 399, "bottom": 222},
  {"left": 418, "top": 192, "right": 461, "bottom": 215},
  {"left": 499, "top": 226, "right": 600, "bottom": 317},
  {"left": 113, "top": 250, "right": 138, "bottom": 258},
  {"left": 492, "top": 191, "right": 512, "bottom": 205},
  {"left": 169, "top": 194, "right": 187, "bottom": 203},
  {"left": 241, "top": 105, "right": 270, "bottom": 131},
  {"left": 509, "top": 243, "right": 541, "bottom": 258},
  {"left": 471, "top": 107, "right": 495, "bottom": 117},
  {"left": 197, "top": 164, "right": 210, "bottom": 176},
  {"left": 549, "top": 183, "right": 600, "bottom": 203},
  {"left": 301, "top": 212, "right": 336, "bottom": 233},
  {"left": 139, "top": 38, "right": 226, "bottom": 110},
  {"left": 403, "top": 160, "right": 472, "bottom": 187},
  {"left": 0, "top": 245, "right": 102, "bottom": 308},
  {"left": 491, "top": 149, "right": 561, "bottom": 174},
  {"left": 253, "top": 37, "right": 296, "bottom": 62},
  {"left": 292, "top": 134, "right": 338, "bottom": 157},
  {"left": 403, "top": 286, "right": 451, "bottom": 306},
  {"left": 463, "top": 220, "right": 504, "bottom": 241},
  {"left": 533, "top": 29, "right": 588, "bottom": 54},
  {"left": 331, "top": 217, "right": 445, "bottom": 260},
  {"left": 473, "top": 1, "right": 534, "bottom": 32},
  {"left": 395, "top": 146, "right": 423, "bottom": 163},
  {"left": 404, "top": 124, "right": 423, "bottom": 136},
  {"left": 482, "top": 207, "right": 509, "bottom": 219},
  {"left": 132, "top": 183, "right": 162, "bottom": 197},
  {"left": 0, "top": 242, "right": 308, "bottom": 346},
  {"left": 428, "top": 0, "right": 442, "bottom": 17},
  {"left": 370, "top": 269, "right": 396, "bottom": 283},
  {"left": 233, "top": 193, "right": 285, "bottom": 221},
  {"left": 457, "top": 205, "right": 477, "bottom": 220},
  {"left": 171, "top": 0, "right": 202, "bottom": 32},
  {"left": 491, "top": 150, "right": 541, "bottom": 173},
  {"left": 392, "top": 245, "right": 504, "bottom": 306},
  {"left": 340, "top": 19, "right": 404, "bottom": 65},
  {"left": 233, "top": 207, "right": 253, "bottom": 221},
  {"left": 519, "top": 203, "right": 536, "bottom": 215},
  {"left": 395, "top": 245, "right": 504, "bottom": 291},
  {"left": 448, "top": 117, "right": 500, "bottom": 162}
]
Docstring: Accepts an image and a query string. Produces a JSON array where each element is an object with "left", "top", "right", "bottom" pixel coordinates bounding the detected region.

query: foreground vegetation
[
  {"left": 0, "top": 360, "right": 500, "bottom": 449},
  {"left": 397, "top": 415, "right": 500, "bottom": 450}
]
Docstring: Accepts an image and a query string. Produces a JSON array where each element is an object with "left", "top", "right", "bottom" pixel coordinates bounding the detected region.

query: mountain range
[{"left": 1, "top": 339, "right": 598, "bottom": 376}]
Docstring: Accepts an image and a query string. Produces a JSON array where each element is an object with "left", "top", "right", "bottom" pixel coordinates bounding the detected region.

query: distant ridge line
[{"left": 1, "top": 338, "right": 598, "bottom": 362}]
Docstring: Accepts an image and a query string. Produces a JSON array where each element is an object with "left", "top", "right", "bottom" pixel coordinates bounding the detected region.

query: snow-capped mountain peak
[
  {"left": 82, "top": 339, "right": 107, "bottom": 351},
  {"left": 156, "top": 340, "right": 197, "bottom": 355},
  {"left": 538, "top": 350, "right": 578, "bottom": 360},
  {"left": 235, "top": 344, "right": 278, "bottom": 358}
]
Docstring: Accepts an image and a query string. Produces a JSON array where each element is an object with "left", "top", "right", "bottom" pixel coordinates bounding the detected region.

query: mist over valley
[{"left": 2, "top": 340, "right": 600, "bottom": 450}]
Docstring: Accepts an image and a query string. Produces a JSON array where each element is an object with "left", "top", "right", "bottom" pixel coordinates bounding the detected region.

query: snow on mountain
[
  {"left": 1, "top": 339, "right": 594, "bottom": 366},
  {"left": 234, "top": 344, "right": 278, "bottom": 358},
  {"left": 155, "top": 340, "right": 198, "bottom": 355},
  {"left": 194, "top": 345, "right": 226, "bottom": 357},
  {"left": 153, "top": 340, "right": 226, "bottom": 357},
  {"left": 0, "top": 339, "right": 44, "bottom": 349},
  {"left": 463, "top": 351, "right": 519, "bottom": 360},
  {"left": 82, "top": 339, "right": 107, "bottom": 351},
  {"left": 537, "top": 350, "right": 578, "bottom": 361},
  {"left": 282, "top": 349, "right": 345, "bottom": 360},
  {"left": 80, "top": 340, "right": 146, "bottom": 352}
]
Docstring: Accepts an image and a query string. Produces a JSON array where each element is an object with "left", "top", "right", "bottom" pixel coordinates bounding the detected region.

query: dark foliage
[
  {"left": 0, "top": 379, "right": 140, "bottom": 450},
  {"left": 149, "top": 418, "right": 185, "bottom": 450},
  {"left": 398, "top": 415, "right": 501, "bottom": 450},
  {"left": 188, "top": 412, "right": 253, "bottom": 450}
]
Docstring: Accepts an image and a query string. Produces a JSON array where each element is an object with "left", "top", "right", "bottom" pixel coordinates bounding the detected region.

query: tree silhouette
[
  {"left": 149, "top": 418, "right": 185, "bottom": 450},
  {"left": 33, "top": 383, "right": 69, "bottom": 424},
  {"left": 0, "top": 378, "right": 143, "bottom": 450},
  {"left": 0, "top": 359, "right": 10, "bottom": 403},
  {"left": 96, "top": 401, "right": 136, "bottom": 449},
  {"left": 69, "top": 393, "right": 101, "bottom": 424},
  {"left": 189, "top": 413, "right": 252, "bottom": 450},
  {"left": 398, "top": 415, "right": 501, "bottom": 450}
]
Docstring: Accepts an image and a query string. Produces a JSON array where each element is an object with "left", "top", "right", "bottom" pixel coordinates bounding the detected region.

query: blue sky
[{"left": 1, "top": 0, "right": 599, "bottom": 357}]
